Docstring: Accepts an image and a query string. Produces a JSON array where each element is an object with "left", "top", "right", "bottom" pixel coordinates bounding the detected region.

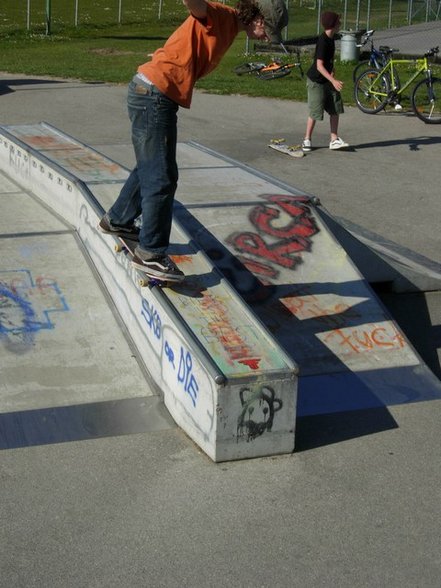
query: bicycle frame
[
  {"left": 369, "top": 48, "right": 385, "bottom": 69},
  {"left": 370, "top": 55, "right": 429, "bottom": 98}
]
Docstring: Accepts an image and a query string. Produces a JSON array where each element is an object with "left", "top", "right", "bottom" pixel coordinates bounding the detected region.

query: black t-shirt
[{"left": 307, "top": 32, "right": 335, "bottom": 83}]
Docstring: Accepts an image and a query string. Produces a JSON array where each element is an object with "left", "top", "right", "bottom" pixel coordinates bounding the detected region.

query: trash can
[{"left": 340, "top": 30, "right": 361, "bottom": 62}]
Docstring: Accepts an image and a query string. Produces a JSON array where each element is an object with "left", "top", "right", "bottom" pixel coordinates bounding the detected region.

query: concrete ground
[{"left": 1, "top": 22, "right": 441, "bottom": 587}]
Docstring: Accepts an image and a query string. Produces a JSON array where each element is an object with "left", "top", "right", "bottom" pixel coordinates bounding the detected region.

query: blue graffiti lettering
[
  {"left": 0, "top": 270, "right": 69, "bottom": 351},
  {"left": 141, "top": 298, "right": 161, "bottom": 340},
  {"left": 164, "top": 340, "right": 175, "bottom": 369},
  {"left": 178, "top": 347, "right": 199, "bottom": 407},
  {"left": 0, "top": 284, "right": 37, "bottom": 344}
]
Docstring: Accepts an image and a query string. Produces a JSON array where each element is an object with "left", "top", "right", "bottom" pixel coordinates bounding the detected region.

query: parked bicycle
[
  {"left": 352, "top": 29, "right": 399, "bottom": 83},
  {"left": 354, "top": 46, "right": 441, "bottom": 123},
  {"left": 234, "top": 54, "right": 304, "bottom": 80}
]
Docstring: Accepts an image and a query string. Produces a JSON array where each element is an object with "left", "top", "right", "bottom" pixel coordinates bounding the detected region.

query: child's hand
[{"left": 333, "top": 79, "right": 344, "bottom": 91}]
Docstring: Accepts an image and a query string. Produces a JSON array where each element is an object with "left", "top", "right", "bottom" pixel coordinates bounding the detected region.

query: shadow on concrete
[
  {"left": 0, "top": 396, "right": 175, "bottom": 450},
  {"left": 0, "top": 78, "right": 104, "bottom": 96},
  {"left": 378, "top": 290, "right": 441, "bottom": 380},
  {"left": 0, "top": 78, "right": 65, "bottom": 96},
  {"left": 352, "top": 135, "right": 441, "bottom": 150},
  {"left": 295, "top": 406, "right": 398, "bottom": 452}
]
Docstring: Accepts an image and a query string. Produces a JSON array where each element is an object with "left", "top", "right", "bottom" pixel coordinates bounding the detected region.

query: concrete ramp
[
  {"left": 173, "top": 144, "right": 441, "bottom": 416},
  {"left": 0, "top": 122, "right": 298, "bottom": 462}
]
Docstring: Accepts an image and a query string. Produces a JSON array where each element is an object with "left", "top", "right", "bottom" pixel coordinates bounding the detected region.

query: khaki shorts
[{"left": 307, "top": 78, "right": 344, "bottom": 120}]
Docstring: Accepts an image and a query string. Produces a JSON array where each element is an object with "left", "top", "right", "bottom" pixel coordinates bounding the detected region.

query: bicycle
[
  {"left": 354, "top": 46, "right": 441, "bottom": 123},
  {"left": 352, "top": 29, "right": 399, "bottom": 83},
  {"left": 234, "top": 54, "right": 304, "bottom": 80}
]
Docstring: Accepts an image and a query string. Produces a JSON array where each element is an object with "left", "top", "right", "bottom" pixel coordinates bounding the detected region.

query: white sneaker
[
  {"left": 394, "top": 103, "right": 403, "bottom": 111},
  {"left": 302, "top": 138, "right": 312, "bottom": 152},
  {"left": 329, "top": 137, "right": 349, "bottom": 150}
]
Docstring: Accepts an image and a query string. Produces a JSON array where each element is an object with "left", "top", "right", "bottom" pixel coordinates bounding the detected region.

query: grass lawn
[{"left": 0, "top": 24, "right": 361, "bottom": 105}]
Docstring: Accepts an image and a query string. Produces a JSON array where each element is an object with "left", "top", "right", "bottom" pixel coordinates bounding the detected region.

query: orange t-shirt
[{"left": 138, "top": 2, "right": 239, "bottom": 108}]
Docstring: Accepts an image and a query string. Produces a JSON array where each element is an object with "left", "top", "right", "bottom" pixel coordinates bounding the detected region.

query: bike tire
[
  {"left": 353, "top": 64, "right": 401, "bottom": 95},
  {"left": 411, "top": 76, "right": 441, "bottom": 124},
  {"left": 234, "top": 62, "right": 265, "bottom": 75},
  {"left": 354, "top": 68, "right": 390, "bottom": 114},
  {"left": 352, "top": 60, "right": 370, "bottom": 83},
  {"left": 258, "top": 67, "right": 291, "bottom": 80}
]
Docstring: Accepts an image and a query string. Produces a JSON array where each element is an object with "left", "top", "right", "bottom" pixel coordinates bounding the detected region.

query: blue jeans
[{"left": 108, "top": 80, "right": 179, "bottom": 255}]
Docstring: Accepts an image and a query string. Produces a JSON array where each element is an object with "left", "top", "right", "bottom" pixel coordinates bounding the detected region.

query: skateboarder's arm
[
  {"left": 316, "top": 59, "right": 343, "bottom": 91},
  {"left": 183, "top": 0, "right": 208, "bottom": 19}
]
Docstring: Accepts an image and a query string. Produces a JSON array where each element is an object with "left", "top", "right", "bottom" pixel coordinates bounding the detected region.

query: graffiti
[
  {"left": 199, "top": 291, "right": 261, "bottom": 369},
  {"left": 0, "top": 270, "right": 69, "bottom": 350},
  {"left": 321, "top": 323, "right": 407, "bottom": 355},
  {"left": 201, "top": 195, "right": 319, "bottom": 303},
  {"left": 227, "top": 195, "right": 319, "bottom": 282},
  {"left": 55, "top": 152, "right": 122, "bottom": 181},
  {"left": 140, "top": 298, "right": 201, "bottom": 408},
  {"left": 20, "top": 134, "right": 126, "bottom": 182},
  {"left": 8, "top": 145, "right": 29, "bottom": 179},
  {"left": 21, "top": 135, "right": 65, "bottom": 149},
  {"left": 141, "top": 298, "right": 161, "bottom": 340},
  {"left": 237, "top": 385, "right": 282, "bottom": 442},
  {"left": 177, "top": 347, "right": 199, "bottom": 407},
  {"left": 279, "top": 288, "right": 362, "bottom": 330},
  {"left": 164, "top": 340, "right": 175, "bottom": 369},
  {"left": 0, "top": 284, "right": 36, "bottom": 347},
  {"left": 162, "top": 325, "right": 215, "bottom": 438}
]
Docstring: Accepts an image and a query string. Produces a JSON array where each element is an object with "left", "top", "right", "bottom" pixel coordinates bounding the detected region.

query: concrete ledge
[{"left": 0, "top": 122, "right": 298, "bottom": 461}]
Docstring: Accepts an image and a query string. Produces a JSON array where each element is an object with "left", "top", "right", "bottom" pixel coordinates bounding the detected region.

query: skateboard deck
[
  {"left": 113, "top": 235, "right": 174, "bottom": 287},
  {"left": 268, "top": 138, "right": 304, "bottom": 158}
]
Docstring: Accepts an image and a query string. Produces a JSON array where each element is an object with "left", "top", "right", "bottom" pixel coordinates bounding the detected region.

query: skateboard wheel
[
  {"left": 138, "top": 278, "right": 149, "bottom": 287},
  {"left": 114, "top": 243, "right": 123, "bottom": 253}
]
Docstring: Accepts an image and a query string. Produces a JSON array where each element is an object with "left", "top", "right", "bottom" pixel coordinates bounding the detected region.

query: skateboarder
[{"left": 99, "top": 0, "right": 269, "bottom": 282}]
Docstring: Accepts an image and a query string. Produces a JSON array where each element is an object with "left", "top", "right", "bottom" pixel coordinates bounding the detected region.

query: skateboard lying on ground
[
  {"left": 113, "top": 235, "right": 174, "bottom": 288},
  {"left": 268, "top": 138, "right": 304, "bottom": 158}
]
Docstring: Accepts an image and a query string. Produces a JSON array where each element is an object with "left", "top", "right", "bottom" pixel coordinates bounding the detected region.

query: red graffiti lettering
[
  {"left": 371, "top": 327, "right": 396, "bottom": 348},
  {"left": 250, "top": 199, "right": 318, "bottom": 242},
  {"left": 228, "top": 232, "right": 301, "bottom": 269},
  {"left": 239, "top": 358, "right": 261, "bottom": 370}
]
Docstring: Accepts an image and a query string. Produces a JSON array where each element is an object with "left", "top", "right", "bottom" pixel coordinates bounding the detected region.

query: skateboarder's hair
[{"left": 236, "top": 0, "right": 263, "bottom": 26}]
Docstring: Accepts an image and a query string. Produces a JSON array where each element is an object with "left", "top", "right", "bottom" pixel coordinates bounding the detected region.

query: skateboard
[
  {"left": 113, "top": 235, "right": 174, "bottom": 288},
  {"left": 268, "top": 138, "right": 304, "bottom": 158}
]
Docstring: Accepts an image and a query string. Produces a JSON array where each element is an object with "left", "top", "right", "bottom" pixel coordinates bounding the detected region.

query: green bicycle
[{"left": 354, "top": 46, "right": 441, "bottom": 124}]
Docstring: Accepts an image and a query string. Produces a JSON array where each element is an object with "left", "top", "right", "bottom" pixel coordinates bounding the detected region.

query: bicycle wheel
[
  {"left": 352, "top": 60, "right": 370, "bottom": 83},
  {"left": 411, "top": 77, "right": 441, "bottom": 124},
  {"left": 354, "top": 68, "right": 390, "bottom": 114},
  {"left": 258, "top": 66, "right": 291, "bottom": 80},
  {"left": 233, "top": 62, "right": 265, "bottom": 75}
]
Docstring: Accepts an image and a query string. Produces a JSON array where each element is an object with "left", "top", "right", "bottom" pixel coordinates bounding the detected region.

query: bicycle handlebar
[
  {"left": 425, "top": 46, "right": 439, "bottom": 57},
  {"left": 357, "top": 29, "right": 375, "bottom": 47}
]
